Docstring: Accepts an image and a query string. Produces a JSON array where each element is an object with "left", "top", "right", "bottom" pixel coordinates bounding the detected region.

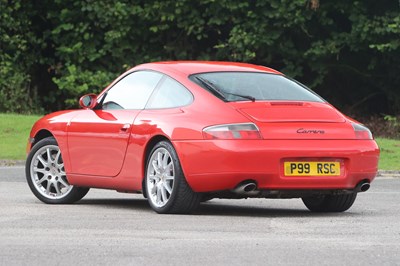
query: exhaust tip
[
  {"left": 243, "top": 183, "right": 257, "bottom": 192},
  {"left": 232, "top": 181, "right": 259, "bottom": 195},
  {"left": 355, "top": 181, "right": 370, "bottom": 192},
  {"left": 360, "top": 183, "right": 370, "bottom": 192}
]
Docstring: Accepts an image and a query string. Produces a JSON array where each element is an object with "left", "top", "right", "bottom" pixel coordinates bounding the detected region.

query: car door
[{"left": 67, "top": 70, "right": 163, "bottom": 177}]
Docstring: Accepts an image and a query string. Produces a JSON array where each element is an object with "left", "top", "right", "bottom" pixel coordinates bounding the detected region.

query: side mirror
[{"left": 79, "top": 94, "right": 98, "bottom": 109}]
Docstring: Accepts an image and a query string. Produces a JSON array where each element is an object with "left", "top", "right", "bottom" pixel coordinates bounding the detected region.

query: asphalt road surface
[{"left": 1, "top": 166, "right": 399, "bottom": 266}]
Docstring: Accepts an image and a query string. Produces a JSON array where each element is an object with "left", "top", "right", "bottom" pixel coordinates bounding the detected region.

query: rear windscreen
[{"left": 190, "top": 72, "right": 324, "bottom": 102}]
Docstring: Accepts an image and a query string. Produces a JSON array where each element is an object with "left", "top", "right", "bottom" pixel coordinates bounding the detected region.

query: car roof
[{"left": 135, "top": 61, "right": 282, "bottom": 76}]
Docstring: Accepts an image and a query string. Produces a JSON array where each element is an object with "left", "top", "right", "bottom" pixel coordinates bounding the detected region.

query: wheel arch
[
  {"left": 30, "top": 129, "right": 72, "bottom": 172},
  {"left": 31, "top": 129, "right": 54, "bottom": 149}
]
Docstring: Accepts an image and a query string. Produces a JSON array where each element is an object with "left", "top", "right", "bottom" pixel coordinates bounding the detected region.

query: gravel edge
[
  {"left": 0, "top": 160, "right": 26, "bottom": 167},
  {"left": 1, "top": 159, "right": 399, "bottom": 178}
]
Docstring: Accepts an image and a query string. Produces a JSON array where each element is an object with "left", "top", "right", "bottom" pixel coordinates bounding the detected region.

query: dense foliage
[{"left": 1, "top": 0, "right": 399, "bottom": 117}]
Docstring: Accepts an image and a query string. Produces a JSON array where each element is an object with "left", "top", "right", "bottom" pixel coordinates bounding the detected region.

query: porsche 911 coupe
[{"left": 26, "top": 61, "right": 380, "bottom": 214}]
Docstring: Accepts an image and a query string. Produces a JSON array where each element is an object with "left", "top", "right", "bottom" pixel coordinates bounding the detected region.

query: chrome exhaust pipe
[
  {"left": 355, "top": 181, "right": 370, "bottom": 192},
  {"left": 232, "top": 182, "right": 259, "bottom": 196},
  {"left": 360, "top": 182, "right": 370, "bottom": 192}
]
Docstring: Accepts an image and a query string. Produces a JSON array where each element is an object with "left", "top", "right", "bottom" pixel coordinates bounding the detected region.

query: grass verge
[
  {"left": 0, "top": 113, "right": 41, "bottom": 160},
  {"left": 375, "top": 138, "right": 400, "bottom": 171},
  {"left": 0, "top": 113, "right": 399, "bottom": 170}
]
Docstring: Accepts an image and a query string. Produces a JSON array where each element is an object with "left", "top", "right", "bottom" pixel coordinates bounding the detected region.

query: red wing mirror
[{"left": 79, "top": 94, "right": 98, "bottom": 109}]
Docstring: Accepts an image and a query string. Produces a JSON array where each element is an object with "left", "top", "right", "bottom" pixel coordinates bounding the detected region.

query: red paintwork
[
  {"left": 27, "top": 61, "right": 379, "bottom": 193},
  {"left": 174, "top": 140, "right": 378, "bottom": 192}
]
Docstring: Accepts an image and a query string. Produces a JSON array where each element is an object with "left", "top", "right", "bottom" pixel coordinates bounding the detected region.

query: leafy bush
[
  {"left": 361, "top": 115, "right": 400, "bottom": 139},
  {"left": 0, "top": 0, "right": 42, "bottom": 113},
  {"left": 52, "top": 65, "right": 115, "bottom": 108},
  {"left": 0, "top": 0, "right": 399, "bottom": 115}
]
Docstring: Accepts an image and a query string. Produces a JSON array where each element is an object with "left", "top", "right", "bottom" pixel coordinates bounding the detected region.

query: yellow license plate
[{"left": 284, "top": 162, "right": 341, "bottom": 176}]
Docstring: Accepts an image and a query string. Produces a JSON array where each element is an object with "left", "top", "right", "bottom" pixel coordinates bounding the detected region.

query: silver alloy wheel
[
  {"left": 30, "top": 144, "right": 73, "bottom": 199},
  {"left": 146, "top": 147, "right": 175, "bottom": 208}
]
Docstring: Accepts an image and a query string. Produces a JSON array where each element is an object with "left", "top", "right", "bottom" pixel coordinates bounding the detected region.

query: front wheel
[
  {"left": 302, "top": 193, "right": 357, "bottom": 212},
  {"left": 26, "top": 137, "right": 89, "bottom": 204},
  {"left": 145, "top": 141, "right": 200, "bottom": 214}
]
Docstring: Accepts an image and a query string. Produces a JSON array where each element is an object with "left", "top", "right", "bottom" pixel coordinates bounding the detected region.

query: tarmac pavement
[{"left": 0, "top": 166, "right": 399, "bottom": 265}]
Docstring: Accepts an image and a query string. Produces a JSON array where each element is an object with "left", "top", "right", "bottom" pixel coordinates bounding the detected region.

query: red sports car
[{"left": 26, "top": 61, "right": 380, "bottom": 214}]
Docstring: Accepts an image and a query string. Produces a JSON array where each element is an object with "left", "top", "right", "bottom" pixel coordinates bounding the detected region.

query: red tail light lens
[
  {"left": 203, "top": 123, "right": 262, "bottom": 140},
  {"left": 352, "top": 123, "right": 373, "bottom": 140}
]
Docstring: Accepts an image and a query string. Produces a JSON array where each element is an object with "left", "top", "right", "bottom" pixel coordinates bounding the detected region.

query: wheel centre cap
[{"left": 50, "top": 167, "right": 57, "bottom": 176}]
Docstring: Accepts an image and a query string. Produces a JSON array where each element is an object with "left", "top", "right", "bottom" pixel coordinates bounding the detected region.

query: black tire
[
  {"left": 200, "top": 195, "right": 214, "bottom": 203},
  {"left": 145, "top": 141, "right": 200, "bottom": 214},
  {"left": 302, "top": 193, "right": 357, "bottom": 212},
  {"left": 26, "top": 137, "right": 89, "bottom": 204}
]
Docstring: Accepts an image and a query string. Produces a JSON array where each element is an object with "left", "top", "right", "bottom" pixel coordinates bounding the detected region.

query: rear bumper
[{"left": 173, "top": 139, "right": 379, "bottom": 192}]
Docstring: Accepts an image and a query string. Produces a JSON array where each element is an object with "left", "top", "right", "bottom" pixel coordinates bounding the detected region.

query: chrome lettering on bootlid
[{"left": 297, "top": 128, "right": 325, "bottom": 134}]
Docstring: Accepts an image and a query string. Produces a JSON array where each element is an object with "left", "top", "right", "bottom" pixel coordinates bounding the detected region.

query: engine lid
[
  {"left": 236, "top": 101, "right": 345, "bottom": 123},
  {"left": 229, "top": 101, "right": 357, "bottom": 139}
]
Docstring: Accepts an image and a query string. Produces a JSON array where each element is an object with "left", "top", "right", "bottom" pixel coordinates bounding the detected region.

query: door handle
[{"left": 120, "top": 123, "right": 131, "bottom": 131}]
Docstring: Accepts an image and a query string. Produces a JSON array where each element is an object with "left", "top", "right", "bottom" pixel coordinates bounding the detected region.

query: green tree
[
  {"left": 0, "top": 0, "right": 41, "bottom": 113},
  {"left": 0, "top": 0, "right": 399, "bottom": 115}
]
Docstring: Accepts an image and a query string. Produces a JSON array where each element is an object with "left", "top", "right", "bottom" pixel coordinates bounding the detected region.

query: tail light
[
  {"left": 352, "top": 123, "right": 373, "bottom": 140},
  {"left": 203, "top": 123, "right": 262, "bottom": 140}
]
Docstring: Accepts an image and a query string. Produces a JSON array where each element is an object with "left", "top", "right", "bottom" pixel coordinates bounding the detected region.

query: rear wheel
[
  {"left": 26, "top": 137, "right": 89, "bottom": 204},
  {"left": 145, "top": 141, "right": 200, "bottom": 214},
  {"left": 302, "top": 193, "right": 357, "bottom": 212}
]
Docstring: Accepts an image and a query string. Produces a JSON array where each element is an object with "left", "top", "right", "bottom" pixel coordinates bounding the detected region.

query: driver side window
[{"left": 102, "top": 71, "right": 163, "bottom": 110}]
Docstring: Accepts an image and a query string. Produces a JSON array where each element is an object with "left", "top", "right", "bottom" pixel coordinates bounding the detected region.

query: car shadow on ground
[
  {"left": 77, "top": 198, "right": 360, "bottom": 218},
  {"left": 78, "top": 198, "right": 150, "bottom": 211},
  {"left": 196, "top": 201, "right": 361, "bottom": 218}
]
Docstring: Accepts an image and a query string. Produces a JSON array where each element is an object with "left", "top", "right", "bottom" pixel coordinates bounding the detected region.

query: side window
[
  {"left": 102, "top": 71, "right": 163, "bottom": 110},
  {"left": 146, "top": 77, "right": 193, "bottom": 109}
]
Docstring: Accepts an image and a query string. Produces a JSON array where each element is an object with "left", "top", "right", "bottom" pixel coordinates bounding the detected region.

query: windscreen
[{"left": 190, "top": 72, "right": 324, "bottom": 102}]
